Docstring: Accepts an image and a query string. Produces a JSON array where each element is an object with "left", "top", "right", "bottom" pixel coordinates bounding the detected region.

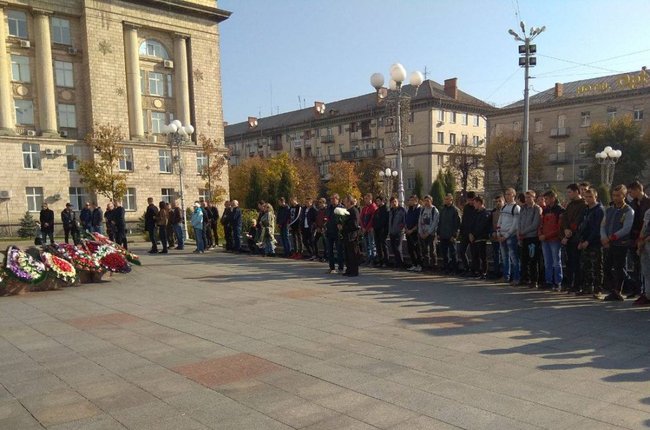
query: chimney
[
  {"left": 247, "top": 116, "right": 258, "bottom": 128},
  {"left": 554, "top": 83, "right": 564, "bottom": 98},
  {"left": 314, "top": 101, "right": 326, "bottom": 116},
  {"left": 444, "top": 78, "right": 458, "bottom": 99}
]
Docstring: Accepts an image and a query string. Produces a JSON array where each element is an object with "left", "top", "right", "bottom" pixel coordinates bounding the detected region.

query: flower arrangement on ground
[
  {"left": 88, "top": 232, "right": 141, "bottom": 266},
  {"left": 82, "top": 241, "right": 131, "bottom": 273},
  {"left": 4, "top": 246, "right": 47, "bottom": 284},
  {"left": 42, "top": 252, "right": 77, "bottom": 284},
  {"left": 49, "top": 243, "right": 103, "bottom": 273}
]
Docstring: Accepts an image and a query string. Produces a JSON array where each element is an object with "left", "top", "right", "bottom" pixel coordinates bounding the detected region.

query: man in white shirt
[{"left": 496, "top": 188, "right": 521, "bottom": 285}]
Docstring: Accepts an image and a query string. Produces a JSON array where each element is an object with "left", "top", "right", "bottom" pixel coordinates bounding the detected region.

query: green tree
[
  {"left": 17, "top": 211, "right": 38, "bottom": 238},
  {"left": 597, "top": 183, "right": 611, "bottom": 205},
  {"left": 245, "top": 166, "right": 264, "bottom": 209},
  {"left": 485, "top": 131, "right": 545, "bottom": 194},
  {"left": 77, "top": 124, "right": 127, "bottom": 202},
  {"left": 430, "top": 179, "right": 445, "bottom": 209},
  {"left": 586, "top": 115, "right": 650, "bottom": 186},
  {"left": 412, "top": 170, "right": 423, "bottom": 198},
  {"left": 277, "top": 170, "right": 294, "bottom": 202},
  {"left": 445, "top": 141, "right": 484, "bottom": 198},
  {"left": 444, "top": 168, "right": 456, "bottom": 197}
]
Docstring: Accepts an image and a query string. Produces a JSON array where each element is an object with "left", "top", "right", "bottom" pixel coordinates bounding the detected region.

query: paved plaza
[{"left": 1, "top": 246, "right": 650, "bottom": 429}]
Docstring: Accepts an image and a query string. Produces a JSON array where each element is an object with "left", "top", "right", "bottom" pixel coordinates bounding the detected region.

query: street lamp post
[
  {"left": 161, "top": 120, "right": 195, "bottom": 241},
  {"left": 378, "top": 167, "right": 398, "bottom": 198},
  {"left": 595, "top": 146, "right": 622, "bottom": 189},
  {"left": 371, "top": 64, "right": 424, "bottom": 207},
  {"left": 508, "top": 22, "right": 545, "bottom": 192}
]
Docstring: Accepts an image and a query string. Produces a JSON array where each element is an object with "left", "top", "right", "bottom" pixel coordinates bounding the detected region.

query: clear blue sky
[{"left": 218, "top": 0, "right": 650, "bottom": 124}]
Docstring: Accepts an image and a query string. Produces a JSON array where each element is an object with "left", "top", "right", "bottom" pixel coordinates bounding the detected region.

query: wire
[
  {"left": 486, "top": 68, "right": 521, "bottom": 101},
  {"left": 534, "top": 48, "right": 650, "bottom": 78},
  {"left": 537, "top": 54, "right": 623, "bottom": 74}
]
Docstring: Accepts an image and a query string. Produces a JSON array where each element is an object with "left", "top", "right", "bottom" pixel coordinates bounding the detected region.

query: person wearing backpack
[
  {"left": 539, "top": 190, "right": 565, "bottom": 290},
  {"left": 496, "top": 188, "right": 520, "bottom": 285}
]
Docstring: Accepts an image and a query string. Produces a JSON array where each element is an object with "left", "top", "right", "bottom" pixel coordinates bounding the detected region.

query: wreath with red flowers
[
  {"left": 48, "top": 243, "right": 103, "bottom": 273},
  {"left": 88, "top": 233, "right": 141, "bottom": 266},
  {"left": 42, "top": 252, "right": 77, "bottom": 283}
]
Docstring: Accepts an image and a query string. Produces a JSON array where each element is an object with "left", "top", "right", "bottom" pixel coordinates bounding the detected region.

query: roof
[
  {"left": 505, "top": 68, "right": 650, "bottom": 109},
  {"left": 225, "top": 79, "right": 494, "bottom": 138}
]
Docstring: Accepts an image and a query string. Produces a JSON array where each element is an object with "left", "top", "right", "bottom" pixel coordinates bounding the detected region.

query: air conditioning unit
[
  {"left": 19, "top": 40, "right": 31, "bottom": 48},
  {"left": 67, "top": 47, "right": 78, "bottom": 55},
  {"left": 45, "top": 149, "right": 54, "bottom": 155},
  {"left": 163, "top": 60, "right": 174, "bottom": 69},
  {"left": 59, "top": 130, "right": 68, "bottom": 138},
  {"left": 0, "top": 190, "right": 12, "bottom": 199},
  {"left": 54, "top": 149, "right": 63, "bottom": 155},
  {"left": 27, "top": 130, "right": 36, "bottom": 137}
]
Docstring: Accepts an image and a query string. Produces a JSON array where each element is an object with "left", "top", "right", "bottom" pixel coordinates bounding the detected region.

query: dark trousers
[
  {"left": 326, "top": 236, "right": 344, "bottom": 270},
  {"left": 471, "top": 241, "right": 487, "bottom": 275},
  {"left": 225, "top": 226, "right": 233, "bottom": 250},
  {"left": 520, "top": 238, "right": 540, "bottom": 284},
  {"left": 204, "top": 224, "right": 213, "bottom": 248},
  {"left": 166, "top": 224, "right": 175, "bottom": 247},
  {"left": 233, "top": 226, "right": 241, "bottom": 251},
  {"left": 148, "top": 226, "right": 157, "bottom": 251},
  {"left": 627, "top": 249, "right": 642, "bottom": 295},
  {"left": 604, "top": 246, "right": 627, "bottom": 294},
  {"left": 114, "top": 227, "right": 127, "bottom": 249},
  {"left": 301, "top": 227, "right": 313, "bottom": 256},
  {"left": 375, "top": 231, "right": 389, "bottom": 265},
  {"left": 491, "top": 240, "right": 502, "bottom": 277},
  {"left": 291, "top": 227, "right": 303, "bottom": 255},
  {"left": 458, "top": 236, "right": 471, "bottom": 271},
  {"left": 314, "top": 231, "right": 326, "bottom": 258},
  {"left": 406, "top": 231, "right": 422, "bottom": 267},
  {"left": 564, "top": 241, "right": 581, "bottom": 290},
  {"left": 344, "top": 235, "right": 360, "bottom": 275},
  {"left": 389, "top": 233, "right": 404, "bottom": 268},
  {"left": 419, "top": 234, "right": 437, "bottom": 268},
  {"left": 63, "top": 227, "right": 80, "bottom": 244},
  {"left": 581, "top": 247, "right": 603, "bottom": 294},
  {"left": 439, "top": 238, "right": 457, "bottom": 271},
  {"left": 158, "top": 225, "right": 168, "bottom": 252},
  {"left": 212, "top": 222, "right": 219, "bottom": 246},
  {"left": 41, "top": 230, "right": 54, "bottom": 245}
]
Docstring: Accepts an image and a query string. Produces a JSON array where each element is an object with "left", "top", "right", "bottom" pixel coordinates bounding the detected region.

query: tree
[
  {"left": 245, "top": 166, "right": 264, "bottom": 209},
  {"left": 327, "top": 161, "right": 361, "bottom": 198},
  {"left": 586, "top": 115, "right": 650, "bottom": 187},
  {"left": 199, "top": 134, "right": 228, "bottom": 203},
  {"left": 445, "top": 141, "right": 484, "bottom": 198},
  {"left": 229, "top": 156, "right": 266, "bottom": 206},
  {"left": 597, "top": 183, "right": 611, "bottom": 206},
  {"left": 444, "top": 168, "right": 456, "bottom": 197},
  {"left": 355, "top": 156, "right": 385, "bottom": 198},
  {"left": 485, "top": 131, "right": 544, "bottom": 195},
  {"left": 17, "top": 211, "right": 38, "bottom": 238},
  {"left": 277, "top": 170, "right": 294, "bottom": 201},
  {"left": 430, "top": 179, "right": 445, "bottom": 209},
  {"left": 78, "top": 124, "right": 127, "bottom": 201},
  {"left": 293, "top": 157, "right": 321, "bottom": 201},
  {"left": 412, "top": 170, "right": 423, "bottom": 198}
]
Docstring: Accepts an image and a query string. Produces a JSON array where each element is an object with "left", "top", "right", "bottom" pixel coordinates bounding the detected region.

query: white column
[
  {"left": 0, "top": 3, "right": 15, "bottom": 134},
  {"left": 33, "top": 10, "right": 58, "bottom": 136},
  {"left": 173, "top": 35, "right": 190, "bottom": 126},
  {"left": 123, "top": 24, "right": 144, "bottom": 138}
]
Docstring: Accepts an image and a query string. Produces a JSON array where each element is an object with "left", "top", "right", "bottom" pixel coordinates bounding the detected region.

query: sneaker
[
  {"left": 337, "top": 269, "right": 345, "bottom": 274},
  {"left": 633, "top": 294, "right": 650, "bottom": 306},
  {"left": 575, "top": 290, "right": 589, "bottom": 296},
  {"left": 326, "top": 269, "right": 336, "bottom": 274},
  {"left": 603, "top": 292, "right": 624, "bottom": 301},
  {"left": 414, "top": 265, "right": 422, "bottom": 272},
  {"left": 626, "top": 293, "right": 638, "bottom": 299},
  {"left": 148, "top": 249, "right": 158, "bottom": 254},
  {"left": 406, "top": 266, "right": 416, "bottom": 271}
]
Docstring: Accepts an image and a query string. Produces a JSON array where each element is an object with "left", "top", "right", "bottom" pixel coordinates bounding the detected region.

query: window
[
  {"left": 450, "top": 111, "right": 457, "bottom": 123},
  {"left": 407, "top": 134, "right": 413, "bottom": 146},
  {"left": 161, "top": 188, "right": 174, "bottom": 203},
  {"left": 158, "top": 150, "right": 172, "bottom": 173},
  {"left": 68, "top": 187, "right": 86, "bottom": 211},
  {"left": 437, "top": 132, "right": 444, "bottom": 143},
  {"left": 557, "top": 141, "right": 566, "bottom": 154},
  {"left": 377, "top": 138, "right": 384, "bottom": 149},
  {"left": 634, "top": 107, "right": 644, "bottom": 121},
  {"left": 119, "top": 148, "right": 134, "bottom": 171},
  {"left": 437, "top": 155, "right": 444, "bottom": 166},
  {"left": 148, "top": 72, "right": 164, "bottom": 96},
  {"left": 15, "top": 99, "right": 34, "bottom": 125},
  {"left": 461, "top": 134, "right": 468, "bottom": 145},
  {"left": 151, "top": 112, "right": 165, "bottom": 133},
  {"left": 513, "top": 121, "right": 521, "bottom": 131},
  {"left": 140, "top": 70, "right": 144, "bottom": 94},
  {"left": 449, "top": 133, "right": 456, "bottom": 145},
  {"left": 123, "top": 188, "right": 136, "bottom": 211},
  {"left": 66, "top": 145, "right": 82, "bottom": 170},
  {"left": 26, "top": 187, "right": 43, "bottom": 212},
  {"left": 166, "top": 74, "right": 173, "bottom": 97},
  {"left": 407, "top": 157, "right": 415, "bottom": 168},
  {"left": 461, "top": 113, "right": 468, "bottom": 125},
  {"left": 57, "top": 103, "right": 76, "bottom": 128},
  {"left": 10, "top": 55, "right": 30, "bottom": 82},
  {"left": 198, "top": 188, "right": 208, "bottom": 202},
  {"left": 578, "top": 166, "right": 588, "bottom": 180},
  {"left": 51, "top": 17, "right": 71, "bottom": 45},
  {"left": 22, "top": 143, "right": 40, "bottom": 170},
  {"left": 557, "top": 114, "right": 566, "bottom": 128},
  {"left": 338, "top": 124, "right": 343, "bottom": 135},
  {"left": 437, "top": 110, "right": 445, "bottom": 122},
  {"left": 139, "top": 40, "right": 169, "bottom": 59},
  {"left": 196, "top": 152, "right": 208, "bottom": 174},
  {"left": 534, "top": 118, "right": 543, "bottom": 132},
  {"left": 408, "top": 111, "right": 414, "bottom": 123},
  {"left": 473, "top": 115, "right": 480, "bottom": 127},
  {"left": 54, "top": 61, "right": 74, "bottom": 87},
  {"left": 472, "top": 177, "right": 479, "bottom": 189},
  {"left": 406, "top": 178, "right": 415, "bottom": 190},
  {"left": 607, "top": 107, "right": 617, "bottom": 120},
  {"left": 579, "top": 140, "right": 588, "bottom": 155},
  {"left": 7, "top": 10, "right": 28, "bottom": 38},
  {"left": 581, "top": 111, "right": 591, "bottom": 127},
  {"left": 556, "top": 167, "right": 564, "bottom": 181},
  {"left": 472, "top": 136, "right": 480, "bottom": 146}
]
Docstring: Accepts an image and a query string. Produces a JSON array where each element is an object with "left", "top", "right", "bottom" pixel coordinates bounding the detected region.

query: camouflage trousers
[{"left": 580, "top": 247, "right": 603, "bottom": 294}]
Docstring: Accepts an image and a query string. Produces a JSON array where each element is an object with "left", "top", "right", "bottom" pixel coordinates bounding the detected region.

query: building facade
[
  {"left": 0, "top": 0, "right": 230, "bottom": 232},
  {"left": 486, "top": 68, "right": 650, "bottom": 197},
  {"left": 225, "top": 78, "right": 493, "bottom": 197}
]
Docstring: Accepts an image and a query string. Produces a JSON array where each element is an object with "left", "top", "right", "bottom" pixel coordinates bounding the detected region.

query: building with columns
[
  {"left": 225, "top": 78, "right": 493, "bottom": 196},
  {"left": 0, "top": 0, "right": 230, "bottom": 232}
]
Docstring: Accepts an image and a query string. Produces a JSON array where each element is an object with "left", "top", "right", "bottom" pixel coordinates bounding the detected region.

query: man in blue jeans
[
  {"left": 497, "top": 188, "right": 520, "bottom": 285},
  {"left": 276, "top": 197, "right": 291, "bottom": 257},
  {"left": 325, "top": 193, "right": 344, "bottom": 274}
]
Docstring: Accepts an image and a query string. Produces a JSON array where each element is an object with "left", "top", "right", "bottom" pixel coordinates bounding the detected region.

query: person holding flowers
[{"left": 325, "top": 194, "right": 345, "bottom": 274}]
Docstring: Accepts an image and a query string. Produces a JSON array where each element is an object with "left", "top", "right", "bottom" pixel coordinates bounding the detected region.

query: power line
[
  {"left": 486, "top": 67, "right": 521, "bottom": 101},
  {"left": 534, "top": 48, "right": 650, "bottom": 78}
]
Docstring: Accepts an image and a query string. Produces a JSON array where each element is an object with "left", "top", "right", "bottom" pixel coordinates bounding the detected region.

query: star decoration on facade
[
  {"left": 116, "top": 88, "right": 125, "bottom": 96},
  {"left": 98, "top": 40, "right": 113, "bottom": 55},
  {"left": 194, "top": 69, "right": 204, "bottom": 82}
]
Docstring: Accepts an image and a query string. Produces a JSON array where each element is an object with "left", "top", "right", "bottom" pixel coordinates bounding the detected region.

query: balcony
[
  {"left": 291, "top": 139, "right": 302, "bottom": 148},
  {"left": 550, "top": 127, "right": 570, "bottom": 138},
  {"left": 270, "top": 142, "right": 283, "bottom": 151},
  {"left": 341, "top": 149, "right": 378, "bottom": 161},
  {"left": 548, "top": 153, "right": 568, "bottom": 163},
  {"left": 317, "top": 154, "right": 341, "bottom": 163},
  {"left": 321, "top": 135, "right": 335, "bottom": 144}
]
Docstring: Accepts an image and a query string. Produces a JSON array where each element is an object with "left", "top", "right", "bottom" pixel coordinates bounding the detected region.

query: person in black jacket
[
  {"left": 104, "top": 202, "right": 115, "bottom": 240},
  {"left": 577, "top": 188, "right": 605, "bottom": 296},
  {"left": 208, "top": 202, "right": 220, "bottom": 247},
  {"left": 340, "top": 195, "right": 360, "bottom": 276},
  {"left": 221, "top": 200, "right": 232, "bottom": 250},
  {"left": 112, "top": 200, "right": 127, "bottom": 249},
  {"left": 276, "top": 198, "right": 291, "bottom": 257},
  {"left": 231, "top": 200, "right": 243, "bottom": 252},
  {"left": 61, "top": 203, "right": 79, "bottom": 244},
  {"left": 301, "top": 198, "right": 316, "bottom": 259},
  {"left": 39, "top": 203, "right": 55, "bottom": 245},
  {"left": 372, "top": 196, "right": 389, "bottom": 267},
  {"left": 145, "top": 197, "right": 159, "bottom": 253},
  {"left": 91, "top": 202, "right": 103, "bottom": 234},
  {"left": 325, "top": 194, "right": 344, "bottom": 273},
  {"left": 201, "top": 200, "right": 212, "bottom": 249},
  {"left": 79, "top": 202, "right": 92, "bottom": 233},
  {"left": 469, "top": 196, "right": 492, "bottom": 279},
  {"left": 459, "top": 191, "right": 477, "bottom": 274},
  {"left": 170, "top": 200, "right": 184, "bottom": 250}
]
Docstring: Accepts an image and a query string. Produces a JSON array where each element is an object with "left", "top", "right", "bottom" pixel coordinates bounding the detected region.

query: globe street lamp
[
  {"left": 371, "top": 64, "right": 424, "bottom": 207},
  {"left": 595, "top": 146, "right": 622, "bottom": 190},
  {"left": 378, "top": 167, "right": 398, "bottom": 198},
  {"left": 161, "top": 120, "right": 194, "bottom": 241}
]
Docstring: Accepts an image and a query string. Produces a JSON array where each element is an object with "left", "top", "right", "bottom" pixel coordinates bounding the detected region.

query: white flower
[{"left": 334, "top": 207, "right": 350, "bottom": 217}]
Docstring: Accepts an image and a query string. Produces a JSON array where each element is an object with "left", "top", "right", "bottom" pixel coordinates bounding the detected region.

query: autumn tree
[
  {"left": 586, "top": 115, "right": 650, "bottom": 187},
  {"left": 245, "top": 166, "right": 264, "bottom": 209},
  {"left": 229, "top": 156, "right": 266, "bottom": 205},
  {"left": 445, "top": 140, "right": 484, "bottom": 198},
  {"left": 354, "top": 156, "right": 385, "bottom": 198},
  {"left": 78, "top": 124, "right": 127, "bottom": 201},
  {"left": 327, "top": 161, "right": 360, "bottom": 198},
  {"left": 199, "top": 134, "right": 228, "bottom": 203},
  {"left": 292, "top": 156, "right": 321, "bottom": 201},
  {"left": 485, "top": 131, "right": 544, "bottom": 194}
]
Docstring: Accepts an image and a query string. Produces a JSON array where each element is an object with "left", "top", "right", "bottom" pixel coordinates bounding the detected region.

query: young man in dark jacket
[
  {"left": 302, "top": 198, "right": 316, "bottom": 259},
  {"left": 39, "top": 203, "right": 55, "bottom": 245},
  {"left": 405, "top": 195, "right": 422, "bottom": 271},
  {"left": 112, "top": 200, "right": 127, "bottom": 249},
  {"left": 325, "top": 194, "right": 344, "bottom": 273},
  {"left": 627, "top": 181, "right": 650, "bottom": 301},
  {"left": 518, "top": 191, "right": 542, "bottom": 287},
  {"left": 276, "top": 197, "right": 291, "bottom": 257},
  {"left": 145, "top": 197, "right": 159, "bottom": 253},
  {"left": 91, "top": 202, "right": 103, "bottom": 234},
  {"left": 201, "top": 201, "right": 212, "bottom": 249},
  {"left": 61, "top": 203, "right": 79, "bottom": 244},
  {"left": 288, "top": 197, "right": 303, "bottom": 258},
  {"left": 539, "top": 190, "right": 564, "bottom": 290},
  {"left": 221, "top": 200, "right": 232, "bottom": 250},
  {"left": 169, "top": 200, "right": 183, "bottom": 250},
  {"left": 80, "top": 202, "right": 92, "bottom": 233},
  {"left": 388, "top": 196, "right": 406, "bottom": 269},
  {"left": 561, "top": 183, "right": 588, "bottom": 293},
  {"left": 438, "top": 194, "right": 461, "bottom": 274},
  {"left": 469, "top": 196, "right": 491, "bottom": 279},
  {"left": 231, "top": 200, "right": 243, "bottom": 252},
  {"left": 459, "top": 191, "right": 477, "bottom": 274},
  {"left": 372, "top": 196, "right": 389, "bottom": 267},
  {"left": 578, "top": 188, "right": 604, "bottom": 297}
]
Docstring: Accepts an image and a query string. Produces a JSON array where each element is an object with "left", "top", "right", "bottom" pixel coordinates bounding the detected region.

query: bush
[{"left": 17, "top": 211, "right": 38, "bottom": 238}]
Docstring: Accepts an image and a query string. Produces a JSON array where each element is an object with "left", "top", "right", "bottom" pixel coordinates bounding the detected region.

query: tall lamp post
[
  {"left": 595, "top": 146, "right": 622, "bottom": 190},
  {"left": 378, "top": 167, "right": 398, "bottom": 198},
  {"left": 370, "top": 64, "right": 423, "bottom": 207},
  {"left": 508, "top": 22, "right": 545, "bottom": 192},
  {"left": 161, "top": 120, "right": 194, "bottom": 241}
]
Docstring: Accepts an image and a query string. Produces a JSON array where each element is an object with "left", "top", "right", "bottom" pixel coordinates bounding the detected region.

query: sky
[{"left": 218, "top": 0, "right": 650, "bottom": 125}]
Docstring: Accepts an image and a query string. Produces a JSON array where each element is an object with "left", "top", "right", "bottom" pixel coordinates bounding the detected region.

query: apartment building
[
  {"left": 225, "top": 78, "right": 493, "bottom": 195},
  {"left": 0, "top": 0, "right": 230, "bottom": 229},
  {"left": 486, "top": 68, "right": 650, "bottom": 196}
]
